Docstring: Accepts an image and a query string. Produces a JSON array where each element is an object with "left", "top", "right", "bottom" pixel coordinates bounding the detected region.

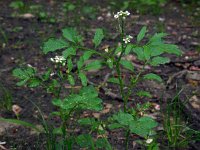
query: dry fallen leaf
[{"left": 12, "top": 104, "right": 22, "bottom": 115}]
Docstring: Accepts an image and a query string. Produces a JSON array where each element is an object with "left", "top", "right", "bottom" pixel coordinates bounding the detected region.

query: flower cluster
[
  {"left": 123, "top": 35, "right": 133, "bottom": 44},
  {"left": 50, "top": 55, "right": 66, "bottom": 66},
  {"left": 114, "top": 11, "right": 130, "bottom": 19}
]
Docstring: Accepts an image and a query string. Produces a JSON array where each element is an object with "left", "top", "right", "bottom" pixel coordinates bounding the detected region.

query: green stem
[
  {"left": 125, "top": 130, "right": 130, "bottom": 150},
  {"left": 115, "top": 19, "right": 128, "bottom": 112}
]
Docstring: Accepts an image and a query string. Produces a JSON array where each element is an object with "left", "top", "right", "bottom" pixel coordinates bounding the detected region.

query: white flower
[
  {"left": 114, "top": 10, "right": 130, "bottom": 19},
  {"left": 104, "top": 48, "right": 109, "bottom": 52},
  {"left": 146, "top": 138, "right": 153, "bottom": 144},
  {"left": 123, "top": 35, "right": 133, "bottom": 44},
  {"left": 50, "top": 72, "right": 56, "bottom": 76},
  {"left": 159, "top": 17, "right": 165, "bottom": 22},
  {"left": 50, "top": 55, "right": 66, "bottom": 66}
]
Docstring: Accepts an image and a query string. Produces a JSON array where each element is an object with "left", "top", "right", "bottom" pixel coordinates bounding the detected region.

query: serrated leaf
[
  {"left": 82, "top": 50, "right": 95, "bottom": 61},
  {"left": 13, "top": 67, "right": 35, "bottom": 79},
  {"left": 62, "top": 47, "right": 76, "bottom": 58},
  {"left": 115, "top": 46, "right": 122, "bottom": 55},
  {"left": 143, "top": 73, "right": 162, "bottom": 82},
  {"left": 59, "top": 86, "right": 102, "bottom": 111},
  {"left": 120, "top": 59, "right": 134, "bottom": 71},
  {"left": 28, "top": 78, "right": 41, "bottom": 87},
  {"left": 129, "top": 116, "right": 157, "bottom": 137},
  {"left": 67, "top": 58, "right": 73, "bottom": 72},
  {"left": 148, "top": 45, "right": 164, "bottom": 57},
  {"left": 84, "top": 60, "right": 102, "bottom": 71},
  {"left": 78, "top": 72, "right": 87, "bottom": 86},
  {"left": 52, "top": 99, "right": 63, "bottom": 107},
  {"left": 132, "top": 47, "right": 145, "bottom": 61},
  {"left": 93, "top": 28, "right": 104, "bottom": 48},
  {"left": 68, "top": 74, "right": 75, "bottom": 86},
  {"left": 77, "top": 57, "right": 84, "bottom": 70},
  {"left": 137, "top": 26, "right": 147, "bottom": 42},
  {"left": 42, "top": 69, "right": 51, "bottom": 81},
  {"left": 78, "top": 118, "right": 96, "bottom": 126},
  {"left": 96, "top": 138, "right": 112, "bottom": 150},
  {"left": 162, "top": 44, "right": 182, "bottom": 56},
  {"left": 107, "top": 78, "right": 120, "bottom": 84},
  {"left": 125, "top": 44, "right": 134, "bottom": 55},
  {"left": 62, "top": 27, "right": 82, "bottom": 43},
  {"left": 13, "top": 67, "right": 36, "bottom": 86},
  {"left": 16, "top": 79, "right": 29, "bottom": 86},
  {"left": 149, "top": 33, "right": 168, "bottom": 45},
  {"left": 150, "top": 56, "right": 170, "bottom": 66},
  {"left": 136, "top": 91, "right": 152, "bottom": 98},
  {"left": 113, "top": 111, "right": 134, "bottom": 126},
  {"left": 53, "top": 127, "right": 63, "bottom": 135},
  {"left": 108, "top": 123, "right": 124, "bottom": 130},
  {"left": 42, "top": 38, "right": 68, "bottom": 54},
  {"left": 143, "top": 46, "right": 151, "bottom": 60},
  {"left": 76, "top": 134, "right": 93, "bottom": 148}
]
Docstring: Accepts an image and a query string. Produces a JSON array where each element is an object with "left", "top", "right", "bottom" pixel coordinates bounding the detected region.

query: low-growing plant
[
  {"left": 1, "top": 10, "right": 182, "bottom": 149},
  {"left": 163, "top": 90, "right": 200, "bottom": 149},
  {"left": 0, "top": 83, "right": 12, "bottom": 111}
]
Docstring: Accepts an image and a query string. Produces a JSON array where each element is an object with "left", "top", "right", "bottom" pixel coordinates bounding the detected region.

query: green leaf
[
  {"left": 96, "top": 138, "right": 112, "bottom": 150},
  {"left": 62, "top": 27, "right": 82, "bottom": 43},
  {"left": 112, "top": 111, "right": 134, "bottom": 126},
  {"left": 61, "top": 86, "right": 102, "bottom": 111},
  {"left": 149, "top": 33, "right": 168, "bottom": 45},
  {"left": 84, "top": 60, "right": 102, "bottom": 71},
  {"left": 120, "top": 59, "right": 134, "bottom": 71},
  {"left": 67, "top": 58, "right": 73, "bottom": 72},
  {"left": 42, "top": 69, "right": 51, "bottom": 81},
  {"left": 53, "top": 127, "right": 63, "bottom": 135},
  {"left": 78, "top": 118, "right": 96, "bottom": 126},
  {"left": 132, "top": 47, "right": 145, "bottom": 61},
  {"left": 143, "top": 73, "right": 162, "bottom": 82},
  {"left": 136, "top": 91, "right": 152, "bottom": 98},
  {"left": 125, "top": 44, "right": 134, "bottom": 55},
  {"left": 13, "top": 67, "right": 35, "bottom": 79},
  {"left": 9, "top": 1, "right": 24, "bottom": 9},
  {"left": 108, "top": 123, "right": 124, "bottom": 130},
  {"left": 129, "top": 116, "right": 157, "bottom": 138},
  {"left": 78, "top": 72, "right": 87, "bottom": 86},
  {"left": 68, "top": 74, "right": 75, "bottom": 86},
  {"left": 42, "top": 38, "right": 68, "bottom": 54},
  {"left": 13, "top": 67, "right": 36, "bottom": 86},
  {"left": 143, "top": 45, "right": 151, "bottom": 60},
  {"left": 115, "top": 46, "right": 122, "bottom": 55},
  {"left": 76, "top": 134, "right": 94, "bottom": 148},
  {"left": 28, "top": 78, "right": 41, "bottom": 87},
  {"left": 16, "top": 79, "right": 28, "bottom": 86},
  {"left": 107, "top": 78, "right": 120, "bottom": 84},
  {"left": 162, "top": 44, "right": 182, "bottom": 56},
  {"left": 77, "top": 57, "right": 84, "bottom": 70},
  {"left": 150, "top": 56, "right": 170, "bottom": 66},
  {"left": 137, "top": 26, "right": 147, "bottom": 42},
  {"left": 82, "top": 50, "right": 95, "bottom": 61},
  {"left": 93, "top": 28, "right": 104, "bottom": 48},
  {"left": 52, "top": 99, "right": 63, "bottom": 107},
  {"left": 0, "top": 118, "right": 42, "bottom": 132},
  {"left": 62, "top": 47, "right": 76, "bottom": 58}
]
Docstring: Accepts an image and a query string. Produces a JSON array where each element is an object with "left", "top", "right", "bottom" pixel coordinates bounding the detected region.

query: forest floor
[{"left": 0, "top": 0, "right": 200, "bottom": 149}]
